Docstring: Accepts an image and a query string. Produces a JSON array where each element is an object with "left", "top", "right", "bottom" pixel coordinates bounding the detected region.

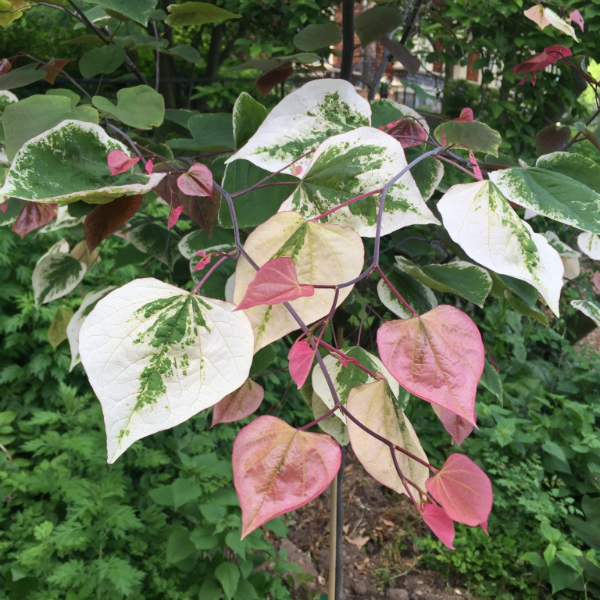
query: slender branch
[
  {"left": 313, "top": 189, "right": 382, "bottom": 221},
  {"left": 376, "top": 265, "right": 418, "bottom": 316},
  {"left": 152, "top": 21, "right": 161, "bottom": 92},
  {"left": 105, "top": 122, "right": 146, "bottom": 163},
  {"left": 318, "top": 341, "right": 380, "bottom": 380},
  {"left": 298, "top": 402, "right": 341, "bottom": 431},
  {"left": 566, "top": 104, "right": 600, "bottom": 149},
  {"left": 193, "top": 253, "right": 234, "bottom": 294},
  {"left": 230, "top": 181, "right": 297, "bottom": 197}
]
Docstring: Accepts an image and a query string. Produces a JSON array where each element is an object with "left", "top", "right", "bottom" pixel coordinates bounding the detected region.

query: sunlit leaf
[
  {"left": 79, "top": 278, "right": 254, "bottom": 463},
  {"left": 377, "top": 305, "right": 484, "bottom": 425},
  {"left": 437, "top": 181, "right": 563, "bottom": 315},
  {"left": 347, "top": 379, "right": 428, "bottom": 499},
  {"left": 93, "top": 86, "right": 165, "bottom": 130},
  {"left": 232, "top": 415, "right": 340, "bottom": 538},
  {"left": 233, "top": 212, "right": 364, "bottom": 351},
  {"left": 434, "top": 120, "right": 502, "bottom": 156}
]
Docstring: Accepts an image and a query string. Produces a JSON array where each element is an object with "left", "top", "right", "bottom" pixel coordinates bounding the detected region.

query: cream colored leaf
[
  {"left": 80, "top": 278, "right": 254, "bottom": 463},
  {"left": 578, "top": 232, "right": 600, "bottom": 260},
  {"left": 233, "top": 212, "right": 364, "bottom": 351}
]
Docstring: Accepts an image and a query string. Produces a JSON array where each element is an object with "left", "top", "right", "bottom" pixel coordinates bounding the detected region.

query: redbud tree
[{"left": 1, "top": 0, "right": 599, "bottom": 558}]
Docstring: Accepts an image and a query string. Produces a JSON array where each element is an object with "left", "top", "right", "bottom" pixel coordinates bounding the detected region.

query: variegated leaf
[
  {"left": 233, "top": 212, "right": 364, "bottom": 351},
  {"left": 279, "top": 127, "right": 439, "bottom": 237},
  {"left": 32, "top": 251, "right": 87, "bottom": 308},
  {"left": 79, "top": 278, "right": 254, "bottom": 463},
  {"left": 489, "top": 153, "right": 600, "bottom": 233},
  {"left": 67, "top": 286, "right": 116, "bottom": 371},
  {"left": 571, "top": 299, "right": 600, "bottom": 327},
  {"left": 438, "top": 181, "right": 563, "bottom": 315},
  {"left": 578, "top": 232, "right": 600, "bottom": 260},
  {"left": 227, "top": 79, "right": 371, "bottom": 174},
  {"left": 377, "top": 268, "right": 437, "bottom": 318},
  {"left": 0, "top": 120, "right": 164, "bottom": 204}
]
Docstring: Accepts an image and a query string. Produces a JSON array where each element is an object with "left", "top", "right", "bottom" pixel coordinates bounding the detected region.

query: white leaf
[
  {"left": 80, "top": 278, "right": 254, "bottom": 463},
  {"left": 67, "top": 286, "right": 116, "bottom": 372},
  {"left": 438, "top": 180, "right": 564, "bottom": 315},
  {"left": 32, "top": 252, "right": 87, "bottom": 308},
  {"left": 226, "top": 79, "right": 371, "bottom": 174},
  {"left": 578, "top": 232, "right": 600, "bottom": 260},
  {"left": 543, "top": 7, "right": 578, "bottom": 40},
  {"left": 233, "top": 212, "right": 364, "bottom": 351},
  {"left": 278, "top": 127, "right": 439, "bottom": 237}
]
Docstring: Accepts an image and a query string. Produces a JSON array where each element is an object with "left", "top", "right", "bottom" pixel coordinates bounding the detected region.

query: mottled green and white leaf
[
  {"left": 0, "top": 90, "right": 17, "bottom": 111},
  {"left": 405, "top": 147, "right": 444, "bottom": 200},
  {"left": 394, "top": 256, "right": 492, "bottom": 307},
  {"left": 370, "top": 98, "right": 429, "bottom": 132},
  {"left": 232, "top": 92, "right": 267, "bottom": 150},
  {"left": 129, "top": 223, "right": 181, "bottom": 269},
  {"left": 79, "top": 278, "right": 254, "bottom": 463},
  {"left": 490, "top": 153, "right": 600, "bottom": 233},
  {"left": 39, "top": 206, "right": 85, "bottom": 233},
  {"left": 279, "top": 127, "right": 439, "bottom": 237},
  {"left": 438, "top": 180, "right": 563, "bottom": 315},
  {"left": 32, "top": 252, "right": 87, "bottom": 308},
  {"left": 67, "top": 286, "right": 116, "bottom": 371},
  {"left": 227, "top": 79, "right": 370, "bottom": 174},
  {"left": 377, "top": 267, "right": 437, "bottom": 318},
  {"left": 0, "top": 120, "right": 164, "bottom": 204},
  {"left": 178, "top": 226, "right": 234, "bottom": 259},
  {"left": 233, "top": 212, "right": 364, "bottom": 351},
  {"left": 578, "top": 232, "right": 600, "bottom": 260},
  {"left": 571, "top": 299, "right": 600, "bottom": 327}
]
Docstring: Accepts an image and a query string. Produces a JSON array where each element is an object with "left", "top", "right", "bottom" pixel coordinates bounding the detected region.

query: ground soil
[{"left": 271, "top": 449, "right": 469, "bottom": 600}]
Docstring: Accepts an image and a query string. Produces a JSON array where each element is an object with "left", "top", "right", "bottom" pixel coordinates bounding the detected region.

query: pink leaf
[
  {"left": 290, "top": 165, "right": 303, "bottom": 177},
  {"left": 233, "top": 415, "right": 341, "bottom": 538},
  {"left": 11, "top": 203, "right": 57, "bottom": 238},
  {"left": 425, "top": 453, "right": 493, "bottom": 528},
  {"left": 107, "top": 150, "right": 140, "bottom": 176},
  {"left": 422, "top": 504, "right": 455, "bottom": 549},
  {"left": 194, "top": 250, "right": 212, "bottom": 271},
  {"left": 570, "top": 9, "right": 584, "bottom": 32},
  {"left": 288, "top": 338, "right": 316, "bottom": 388},
  {"left": 383, "top": 118, "right": 428, "bottom": 148},
  {"left": 0, "top": 202, "right": 6, "bottom": 214},
  {"left": 167, "top": 204, "right": 183, "bottom": 230},
  {"left": 177, "top": 163, "right": 214, "bottom": 200},
  {"left": 377, "top": 305, "right": 484, "bottom": 426},
  {"left": 594, "top": 272, "right": 600, "bottom": 294},
  {"left": 433, "top": 405, "right": 474, "bottom": 446},
  {"left": 524, "top": 4, "right": 550, "bottom": 29},
  {"left": 145, "top": 159, "right": 154, "bottom": 174},
  {"left": 212, "top": 379, "right": 264, "bottom": 426},
  {"left": 468, "top": 149, "right": 483, "bottom": 181},
  {"left": 235, "top": 257, "right": 315, "bottom": 311},
  {"left": 454, "top": 108, "right": 473, "bottom": 123},
  {"left": 513, "top": 45, "right": 572, "bottom": 77}
]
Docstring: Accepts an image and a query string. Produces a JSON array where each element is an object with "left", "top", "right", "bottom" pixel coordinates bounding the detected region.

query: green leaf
[
  {"left": 166, "top": 2, "right": 241, "bottom": 27},
  {"left": 542, "top": 441, "right": 568, "bottom": 464},
  {"left": 280, "top": 127, "right": 439, "bottom": 237},
  {"left": 167, "top": 44, "right": 203, "bottom": 65},
  {"left": 129, "top": 223, "right": 180, "bottom": 269},
  {"left": 0, "top": 90, "right": 17, "bottom": 111},
  {"left": 190, "top": 526, "right": 218, "bottom": 550},
  {"left": 479, "top": 360, "right": 503, "bottom": 403},
  {"left": 46, "top": 88, "right": 81, "bottom": 109},
  {"left": 0, "top": 121, "right": 164, "bottom": 204},
  {"left": 549, "top": 560, "right": 580, "bottom": 593},
  {"left": 33, "top": 252, "right": 86, "bottom": 308},
  {"left": 199, "top": 580, "right": 222, "bottom": 600},
  {"left": 405, "top": 148, "right": 444, "bottom": 200},
  {"left": 293, "top": 23, "right": 342, "bottom": 51},
  {"left": 541, "top": 521, "right": 562, "bottom": 544},
  {"left": 233, "top": 580, "right": 259, "bottom": 600},
  {"left": 85, "top": 0, "right": 158, "bottom": 26},
  {"left": 434, "top": 121, "right": 502, "bottom": 156},
  {"left": 557, "top": 550, "right": 581, "bottom": 572},
  {"left": 166, "top": 529, "right": 196, "bottom": 563},
  {"left": 79, "top": 45, "right": 126, "bottom": 78},
  {"left": 0, "top": 198, "right": 25, "bottom": 226},
  {"left": 394, "top": 256, "right": 492, "bottom": 307},
  {"left": 93, "top": 85, "right": 165, "bottom": 130},
  {"left": 584, "top": 496, "right": 600, "bottom": 521},
  {"left": 48, "top": 307, "right": 73, "bottom": 349},
  {"left": 225, "top": 530, "right": 246, "bottom": 559},
  {"left": 377, "top": 267, "right": 437, "bottom": 318},
  {"left": 219, "top": 160, "right": 296, "bottom": 229},
  {"left": 232, "top": 92, "right": 267, "bottom": 150},
  {"left": 505, "top": 292, "right": 548, "bottom": 326},
  {"left": 172, "top": 477, "right": 203, "bottom": 509},
  {"left": 490, "top": 272, "right": 539, "bottom": 307},
  {"left": 490, "top": 152, "right": 600, "bottom": 233},
  {"left": 354, "top": 6, "right": 403, "bottom": 46},
  {"left": 167, "top": 113, "right": 233, "bottom": 151},
  {"left": 215, "top": 562, "right": 240, "bottom": 600},
  {"left": 3, "top": 94, "right": 99, "bottom": 160},
  {"left": 199, "top": 503, "right": 227, "bottom": 524},
  {"left": 263, "top": 517, "right": 288, "bottom": 538},
  {"left": 571, "top": 299, "right": 600, "bottom": 327},
  {"left": 0, "top": 65, "right": 45, "bottom": 90},
  {"left": 178, "top": 226, "right": 234, "bottom": 259},
  {"left": 544, "top": 542, "right": 557, "bottom": 565},
  {"left": 371, "top": 98, "right": 429, "bottom": 131}
]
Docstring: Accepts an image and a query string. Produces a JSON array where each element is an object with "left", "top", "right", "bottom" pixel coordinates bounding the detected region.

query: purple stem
[
  {"left": 376, "top": 265, "right": 418, "bottom": 317},
  {"left": 192, "top": 254, "right": 231, "bottom": 294},
  {"left": 312, "top": 189, "right": 382, "bottom": 221}
]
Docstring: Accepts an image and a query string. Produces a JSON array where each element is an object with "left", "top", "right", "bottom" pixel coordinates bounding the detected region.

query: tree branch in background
[{"left": 340, "top": 0, "right": 355, "bottom": 81}]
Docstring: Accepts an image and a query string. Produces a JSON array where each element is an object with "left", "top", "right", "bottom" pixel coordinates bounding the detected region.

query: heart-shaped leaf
[
  {"left": 347, "top": 380, "right": 429, "bottom": 499},
  {"left": 212, "top": 379, "right": 264, "bottom": 426},
  {"left": 233, "top": 212, "right": 364, "bottom": 351},
  {"left": 232, "top": 415, "right": 341, "bottom": 538},
  {"left": 236, "top": 257, "right": 315, "bottom": 311},
  {"left": 79, "top": 278, "right": 254, "bottom": 463},
  {"left": 437, "top": 180, "right": 563, "bottom": 315},
  {"left": 377, "top": 305, "right": 484, "bottom": 425},
  {"left": 11, "top": 202, "right": 57, "bottom": 237},
  {"left": 434, "top": 120, "right": 502, "bottom": 156},
  {"left": 425, "top": 453, "right": 493, "bottom": 528},
  {"left": 177, "top": 163, "right": 214, "bottom": 199},
  {"left": 107, "top": 150, "right": 140, "bottom": 176},
  {"left": 93, "top": 85, "right": 165, "bottom": 130},
  {"left": 288, "top": 338, "right": 316, "bottom": 388}
]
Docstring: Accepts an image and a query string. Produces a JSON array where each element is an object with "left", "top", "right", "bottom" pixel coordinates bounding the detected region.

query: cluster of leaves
[
  {"left": 0, "top": 228, "right": 309, "bottom": 600},
  {"left": 1, "top": 1, "right": 600, "bottom": 597}
]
